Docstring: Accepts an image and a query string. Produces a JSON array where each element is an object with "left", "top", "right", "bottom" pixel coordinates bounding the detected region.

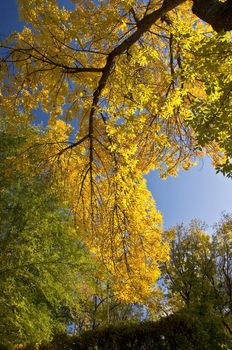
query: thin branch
[{"left": 57, "top": 134, "right": 89, "bottom": 156}]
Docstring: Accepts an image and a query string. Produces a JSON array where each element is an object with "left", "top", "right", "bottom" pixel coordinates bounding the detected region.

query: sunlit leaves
[
  {"left": 161, "top": 216, "right": 232, "bottom": 344},
  {"left": 0, "top": 120, "right": 95, "bottom": 348},
  {"left": 1, "top": 0, "right": 231, "bottom": 306}
]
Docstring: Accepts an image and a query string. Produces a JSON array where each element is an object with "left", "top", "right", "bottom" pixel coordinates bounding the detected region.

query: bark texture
[{"left": 192, "top": 0, "right": 232, "bottom": 32}]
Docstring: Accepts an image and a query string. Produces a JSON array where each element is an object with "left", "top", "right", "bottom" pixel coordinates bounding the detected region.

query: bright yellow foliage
[{"left": 0, "top": 0, "right": 231, "bottom": 303}]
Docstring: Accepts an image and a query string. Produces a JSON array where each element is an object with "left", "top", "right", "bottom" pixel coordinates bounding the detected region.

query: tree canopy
[
  {"left": 62, "top": 216, "right": 231, "bottom": 350},
  {"left": 0, "top": 0, "right": 231, "bottom": 318},
  {"left": 0, "top": 118, "right": 96, "bottom": 348},
  {"left": 160, "top": 217, "right": 232, "bottom": 347}
]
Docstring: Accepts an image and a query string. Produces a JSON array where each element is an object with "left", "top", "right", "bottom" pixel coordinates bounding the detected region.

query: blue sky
[
  {"left": 1, "top": 0, "right": 231, "bottom": 230},
  {"left": 146, "top": 158, "right": 232, "bottom": 230}
]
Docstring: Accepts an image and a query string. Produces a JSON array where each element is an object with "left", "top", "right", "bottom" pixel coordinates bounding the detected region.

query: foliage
[
  {"left": 0, "top": 120, "right": 95, "bottom": 349},
  {"left": 0, "top": 0, "right": 231, "bottom": 328},
  {"left": 178, "top": 33, "right": 232, "bottom": 176},
  {"left": 47, "top": 216, "right": 231, "bottom": 350},
  {"left": 35, "top": 313, "right": 228, "bottom": 350},
  {"left": 69, "top": 289, "right": 145, "bottom": 333},
  {"left": 161, "top": 217, "right": 232, "bottom": 347},
  {"left": 213, "top": 214, "right": 232, "bottom": 336}
]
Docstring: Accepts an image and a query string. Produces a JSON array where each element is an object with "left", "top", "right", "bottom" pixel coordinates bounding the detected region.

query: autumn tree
[{"left": 0, "top": 0, "right": 231, "bottom": 304}]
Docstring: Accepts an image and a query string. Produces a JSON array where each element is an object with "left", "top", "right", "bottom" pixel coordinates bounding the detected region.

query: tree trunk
[{"left": 192, "top": 0, "right": 232, "bottom": 32}]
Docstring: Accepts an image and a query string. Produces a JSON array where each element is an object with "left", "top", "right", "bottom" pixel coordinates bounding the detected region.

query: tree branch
[
  {"left": 57, "top": 134, "right": 89, "bottom": 156},
  {"left": 84, "top": 0, "right": 186, "bottom": 209}
]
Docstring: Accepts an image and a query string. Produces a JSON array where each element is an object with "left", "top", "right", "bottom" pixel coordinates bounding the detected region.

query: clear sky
[
  {"left": 1, "top": 0, "right": 231, "bottom": 230},
  {"left": 146, "top": 158, "right": 232, "bottom": 230}
]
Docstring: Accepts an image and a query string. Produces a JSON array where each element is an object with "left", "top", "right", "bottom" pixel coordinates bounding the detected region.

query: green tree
[
  {"left": 70, "top": 281, "right": 146, "bottom": 333},
  {"left": 162, "top": 218, "right": 232, "bottom": 348},
  {"left": 212, "top": 214, "right": 232, "bottom": 337},
  {"left": 0, "top": 120, "right": 95, "bottom": 349}
]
